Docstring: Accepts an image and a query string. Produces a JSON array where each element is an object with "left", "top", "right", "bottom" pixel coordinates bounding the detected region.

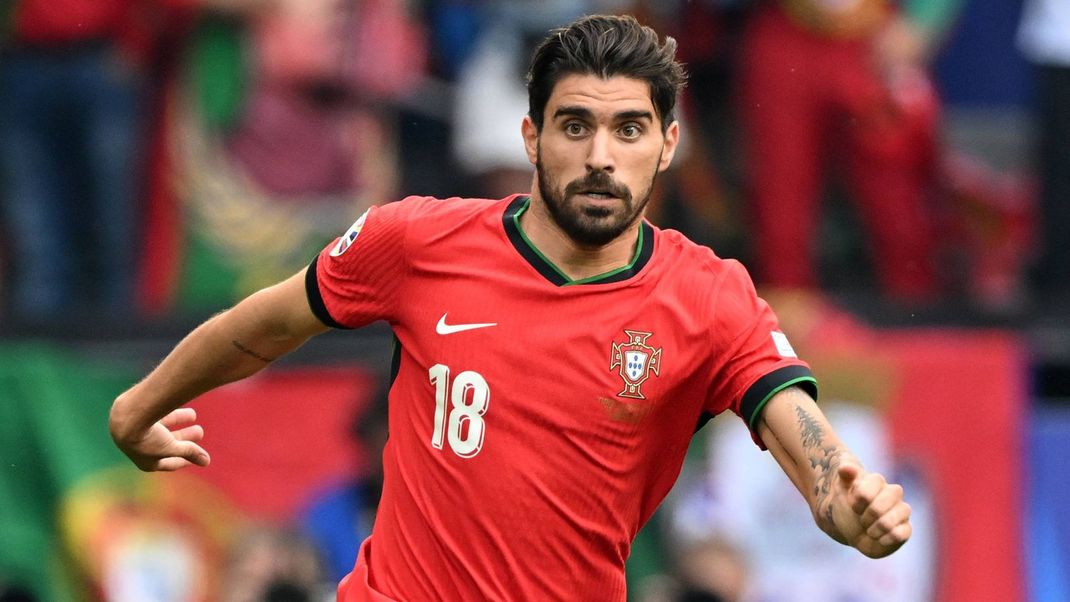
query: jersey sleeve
[
  {"left": 305, "top": 199, "right": 416, "bottom": 329},
  {"left": 704, "top": 261, "right": 818, "bottom": 448}
]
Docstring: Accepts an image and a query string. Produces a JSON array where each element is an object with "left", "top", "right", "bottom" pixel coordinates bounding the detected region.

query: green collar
[{"left": 502, "top": 196, "right": 654, "bottom": 286}]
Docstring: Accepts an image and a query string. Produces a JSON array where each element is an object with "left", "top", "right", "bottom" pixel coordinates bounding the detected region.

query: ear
[
  {"left": 522, "top": 115, "right": 539, "bottom": 166},
  {"left": 657, "top": 120, "right": 680, "bottom": 172}
]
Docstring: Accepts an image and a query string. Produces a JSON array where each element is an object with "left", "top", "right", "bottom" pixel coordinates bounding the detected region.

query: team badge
[
  {"left": 330, "top": 209, "right": 370, "bottom": 257},
  {"left": 610, "top": 330, "right": 662, "bottom": 399}
]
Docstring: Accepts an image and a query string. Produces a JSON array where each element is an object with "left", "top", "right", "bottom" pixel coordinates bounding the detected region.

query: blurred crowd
[
  {"left": 0, "top": 0, "right": 1063, "bottom": 328},
  {"left": 0, "top": 0, "right": 1066, "bottom": 599}
]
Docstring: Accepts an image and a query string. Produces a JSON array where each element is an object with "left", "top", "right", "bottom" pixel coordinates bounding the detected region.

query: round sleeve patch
[{"left": 330, "top": 209, "right": 371, "bottom": 257}]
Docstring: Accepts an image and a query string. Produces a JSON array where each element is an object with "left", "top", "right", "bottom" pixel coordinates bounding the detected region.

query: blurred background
[{"left": 0, "top": 0, "right": 1066, "bottom": 600}]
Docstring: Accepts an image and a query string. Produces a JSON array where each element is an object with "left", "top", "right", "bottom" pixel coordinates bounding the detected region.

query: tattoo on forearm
[
  {"left": 796, "top": 404, "right": 824, "bottom": 448},
  {"left": 795, "top": 405, "right": 843, "bottom": 531},
  {"left": 231, "top": 339, "right": 275, "bottom": 363}
]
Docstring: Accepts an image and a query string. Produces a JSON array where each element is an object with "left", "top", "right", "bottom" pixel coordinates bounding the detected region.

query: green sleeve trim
[{"left": 747, "top": 376, "right": 819, "bottom": 431}]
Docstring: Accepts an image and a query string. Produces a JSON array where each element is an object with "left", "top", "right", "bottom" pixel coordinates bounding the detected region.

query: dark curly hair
[{"left": 526, "top": 14, "right": 687, "bottom": 133}]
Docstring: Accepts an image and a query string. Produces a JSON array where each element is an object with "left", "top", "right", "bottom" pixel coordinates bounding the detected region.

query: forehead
[{"left": 546, "top": 73, "right": 656, "bottom": 121}]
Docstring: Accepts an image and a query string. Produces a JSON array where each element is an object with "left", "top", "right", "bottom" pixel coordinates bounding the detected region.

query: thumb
[{"left": 836, "top": 460, "right": 862, "bottom": 490}]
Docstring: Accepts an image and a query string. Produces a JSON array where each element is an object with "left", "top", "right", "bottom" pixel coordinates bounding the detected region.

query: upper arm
[
  {"left": 701, "top": 260, "right": 817, "bottom": 443},
  {"left": 310, "top": 201, "right": 415, "bottom": 328},
  {"left": 236, "top": 266, "right": 331, "bottom": 342}
]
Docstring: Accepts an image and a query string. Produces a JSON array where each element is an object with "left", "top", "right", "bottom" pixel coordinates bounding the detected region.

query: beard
[{"left": 536, "top": 147, "right": 658, "bottom": 248}]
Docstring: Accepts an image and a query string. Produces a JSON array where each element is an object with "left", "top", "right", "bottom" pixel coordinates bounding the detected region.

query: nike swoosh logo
[{"left": 436, "top": 313, "right": 497, "bottom": 335}]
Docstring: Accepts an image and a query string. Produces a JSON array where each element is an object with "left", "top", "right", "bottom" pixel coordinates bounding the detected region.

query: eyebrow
[{"left": 552, "top": 106, "right": 654, "bottom": 123}]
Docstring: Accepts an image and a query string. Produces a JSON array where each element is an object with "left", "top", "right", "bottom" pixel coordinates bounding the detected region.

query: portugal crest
[{"left": 610, "top": 330, "right": 662, "bottom": 399}]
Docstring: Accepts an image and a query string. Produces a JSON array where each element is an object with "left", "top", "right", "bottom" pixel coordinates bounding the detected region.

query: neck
[{"left": 518, "top": 192, "right": 642, "bottom": 282}]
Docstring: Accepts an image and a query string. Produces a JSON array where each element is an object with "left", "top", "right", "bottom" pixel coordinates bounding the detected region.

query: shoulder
[
  {"left": 371, "top": 195, "right": 509, "bottom": 242},
  {"left": 379, "top": 194, "right": 504, "bottom": 222},
  {"left": 650, "top": 226, "right": 769, "bottom": 332},
  {"left": 652, "top": 226, "right": 754, "bottom": 290}
]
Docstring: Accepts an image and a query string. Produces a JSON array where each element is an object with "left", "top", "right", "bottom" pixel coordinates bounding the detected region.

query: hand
[
  {"left": 828, "top": 459, "right": 912, "bottom": 558},
  {"left": 112, "top": 407, "right": 211, "bottom": 472}
]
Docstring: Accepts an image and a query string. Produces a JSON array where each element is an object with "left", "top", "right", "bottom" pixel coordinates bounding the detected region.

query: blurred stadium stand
[{"left": 2, "top": 0, "right": 1069, "bottom": 600}]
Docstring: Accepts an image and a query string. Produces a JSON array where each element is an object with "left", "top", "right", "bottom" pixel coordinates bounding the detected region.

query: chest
[{"left": 392, "top": 267, "right": 716, "bottom": 445}]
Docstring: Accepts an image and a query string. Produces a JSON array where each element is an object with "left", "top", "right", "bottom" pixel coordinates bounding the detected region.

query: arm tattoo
[
  {"left": 795, "top": 405, "right": 843, "bottom": 532},
  {"left": 231, "top": 339, "right": 275, "bottom": 363},
  {"left": 796, "top": 404, "right": 824, "bottom": 448}
]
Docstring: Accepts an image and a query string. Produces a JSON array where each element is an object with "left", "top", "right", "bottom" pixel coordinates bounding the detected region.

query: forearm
[
  {"left": 109, "top": 275, "right": 323, "bottom": 442},
  {"left": 758, "top": 389, "right": 856, "bottom": 542}
]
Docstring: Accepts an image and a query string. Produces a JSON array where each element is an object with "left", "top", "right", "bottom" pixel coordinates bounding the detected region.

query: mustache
[{"left": 564, "top": 171, "right": 631, "bottom": 201}]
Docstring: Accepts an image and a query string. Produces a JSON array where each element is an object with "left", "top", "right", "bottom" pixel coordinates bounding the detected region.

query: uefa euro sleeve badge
[
  {"left": 330, "top": 209, "right": 370, "bottom": 257},
  {"left": 610, "top": 330, "right": 663, "bottom": 399}
]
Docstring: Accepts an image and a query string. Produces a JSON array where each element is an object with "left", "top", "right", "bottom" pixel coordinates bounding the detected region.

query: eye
[
  {"left": 565, "top": 122, "right": 587, "bottom": 137},
  {"left": 619, "top": 123, "right": 642, "bottom": 139}
]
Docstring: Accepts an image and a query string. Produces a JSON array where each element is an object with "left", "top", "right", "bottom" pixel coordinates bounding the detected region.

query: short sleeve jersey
[{"left": 308, "top": 195, "right": 817, "bottom": 602}]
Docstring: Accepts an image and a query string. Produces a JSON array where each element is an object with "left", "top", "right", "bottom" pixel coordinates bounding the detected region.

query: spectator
[
  {"left": 451, "top": 1, "right": 590, "bottom": 199},
  {"left": 0, "top": 0, "right": 147, "bottom": 321},
  {"left": 736, "top": 0, "right": 961, "bottom": 304},
  {"left": 673, "top": 537, "right": 747, "bottom": 602},
  {"left": 1018, "top": 0, "right": 1070, "bottom": 313},
  {"left": 165, "top": 0, "right": 426, "bottom": 307},
  {"left": 227, "top": 0, "right": 425, "bottom": 204},
  {"left": 221, "top": 525, "right": 326, "bottom": 602}
]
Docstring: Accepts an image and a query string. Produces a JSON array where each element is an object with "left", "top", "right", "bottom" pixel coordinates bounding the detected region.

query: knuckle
[{"left": 876, "top": 515, "right": 896, "bottom": 532}]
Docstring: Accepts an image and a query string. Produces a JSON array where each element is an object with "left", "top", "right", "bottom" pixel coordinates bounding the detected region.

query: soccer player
[{"left": 109, "top": 15, "right": 912, "bottom": 601}]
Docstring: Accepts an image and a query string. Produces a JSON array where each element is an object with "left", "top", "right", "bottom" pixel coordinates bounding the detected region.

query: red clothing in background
[
  {"left": 13, "top": 0, "right": 133, "bottom": 44},
  {"left": 738, "top": 5, "right": 940, "bottom": 300}
]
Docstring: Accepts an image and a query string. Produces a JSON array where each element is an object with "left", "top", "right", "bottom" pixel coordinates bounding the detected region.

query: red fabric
[
  {"left": 884, "top": 331, "right": 1027, "bottom": 602},
  {"left": 337, "top": 539, "right": 398, "bottom": 602},
  {"left": 189, "top": 368, "right": 376, "bottom": 521},
  {"left": 738, "top": 6, "right": 939, "bottom": 301},
  {"left": 316, "top": 195, "right": 811, "bottom": 601}
]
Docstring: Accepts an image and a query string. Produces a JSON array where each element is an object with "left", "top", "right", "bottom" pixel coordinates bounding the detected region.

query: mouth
[{"left": 577, "top": 190, "right": 620, "bottom": 201}]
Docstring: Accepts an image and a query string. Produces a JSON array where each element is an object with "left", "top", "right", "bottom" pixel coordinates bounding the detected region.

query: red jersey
[{"left": 308, "top": 195, "right": 817, "bottom": 601}]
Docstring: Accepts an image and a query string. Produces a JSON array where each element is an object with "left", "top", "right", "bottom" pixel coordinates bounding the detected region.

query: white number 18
[{"left": 428, "top": 363, "right": 489, "bottom": 457}]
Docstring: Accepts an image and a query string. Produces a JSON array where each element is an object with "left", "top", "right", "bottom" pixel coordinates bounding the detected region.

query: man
[
  {"left": 1018, "top": 0, "right": 1070, "bottom": 310},
  {"left": 0, "top": 0, "right": 145, "bottom": 320},
  {"left": 110, "top": 15, "right": 911, "bottom": 601},
  {"left": 737, "top": 0, "right": 958, "bottom": 303}
]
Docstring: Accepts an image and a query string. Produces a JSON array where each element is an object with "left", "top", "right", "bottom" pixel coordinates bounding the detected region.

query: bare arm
[
  {"left": 757, "top": 387, "right": 912, "bottom": 558},
  {"left": 109, "top": 266, "right": 329, "bottom": 471}
]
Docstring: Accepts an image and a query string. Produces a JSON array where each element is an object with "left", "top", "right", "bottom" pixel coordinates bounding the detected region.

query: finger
[
  {"left": 855, "top": 533, "right": 906, "bottom": 559},
  {"left": 171, "top": 425, "right": 205, "bottom": 443},
  {"left": 878, "top": 521, "right": 913, "bottom": 548},
  {"left": 160, "top": 408, "right": 197, "bottom": 429},
  {"left": 861, "top": 483, "right": 906, "bottom": 529},
  {"left": 155, "top": 457, "right": 196, "bottom": 472},
  {"left": 171, "top": 440, "right": 211, "bottom": 467},
  {"left": 865, "top": 500, "right": 911, "bottom": 539},
  {"left": 849, "top": 472, "right": 886, "bottom": 516}
]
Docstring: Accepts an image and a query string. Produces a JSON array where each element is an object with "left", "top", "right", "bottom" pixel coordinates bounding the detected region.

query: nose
[{"left": 585, "top": 129, "right": 615, "bottom": 174}]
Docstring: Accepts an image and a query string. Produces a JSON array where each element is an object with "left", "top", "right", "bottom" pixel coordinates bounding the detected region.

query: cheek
[
  {"left": 621, "top": 147, "right": 662, "bottom": 183},
  {"left": 541, "top": 147, "right": 585, "bottom": 180}
]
